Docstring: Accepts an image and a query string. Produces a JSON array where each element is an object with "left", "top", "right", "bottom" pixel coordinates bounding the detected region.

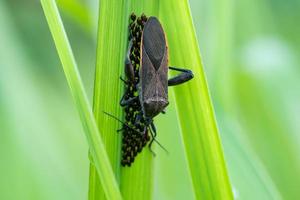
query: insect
[{"left": 118, "top": 13, "right": 194, "bottom": 166}]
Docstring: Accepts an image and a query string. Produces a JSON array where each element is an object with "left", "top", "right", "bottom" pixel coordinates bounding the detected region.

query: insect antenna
[
  {"left": 103, "top": 111, "right": 143, "bottom": 135},
  {"left": 149, "top": 127, "right": 169, "bottom": 155},
  {"left": 103, "top": 111, "right": 169, "bottom": 154}
]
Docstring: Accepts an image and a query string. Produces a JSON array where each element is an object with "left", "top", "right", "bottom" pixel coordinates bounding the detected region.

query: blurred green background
[{"left": 1, "top": 0, "right": 299, "bottom": 199}]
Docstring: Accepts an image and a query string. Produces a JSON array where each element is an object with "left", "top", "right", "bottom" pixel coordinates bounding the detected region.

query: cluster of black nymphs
[{"left": 121, "top": 13, "right": 149, "bottom": 167}]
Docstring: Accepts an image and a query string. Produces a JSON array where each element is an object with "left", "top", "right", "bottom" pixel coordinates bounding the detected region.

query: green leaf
[
  {"left": 159, "top": 0, "right": 233, "bottom": 199},
  {"left": 89, "top": 0, "right": 160, "bottom": 199},
  {"left": 89, "top": 0, "right": 232, "bottom": 199},
  {"left": 119, "top": 2, "right": 161, "bottom": 200},
  {"left": 40, "top": 0, "right": 122, "bottom": 199},
  {"left": 88, "top": 0, "right": 128, "bottom": 199}
]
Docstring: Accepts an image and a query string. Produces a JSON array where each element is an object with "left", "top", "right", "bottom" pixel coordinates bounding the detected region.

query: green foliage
[
  {"left": 120, "top": 2, "right": 160, "bottom": 200},
  {"left": 89, "top": 0, "right": 232, "bottom": 199},
  {"left": 2, "top": 0, "right": 299, "bottom": 199},
  {"left": 88, "top": 0, "right": 127, "bottom": 199},
  {"left": 89, "top": 0, "right": 160, "bottom": 199},
  {"left": 159, "top": 1, "right": 233, "bottom": 199}
]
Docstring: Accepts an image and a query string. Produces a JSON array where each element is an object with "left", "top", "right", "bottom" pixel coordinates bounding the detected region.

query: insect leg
[
  {"left": 149, "top": 122, "right": 157, "bottom": 147},
  {"left": 168, "top": 66, "right": 194, "bottom": 86},
  {"left": 117, "top": 128, "right": 124, "bottom": 132},
  {"left": 125, "top": 40, "right": 135, "bottom": 82},
  {"left": 134, "top": 111, "right": 143, "bottom": 125},
  {"left": 148, "top": 124, "right": 157, "bottom": 156},
  {"left": 120, "top": 95, "right": 138, "bottom": 107},
  {"left": 149, "top": 122, "right": 169, "bottom": 154},
  {"left": 119, "top": 76, "right": 128, "bottom": 85},
  {"left": 119, "top": 86, "right": 129, "bottom": 106}
]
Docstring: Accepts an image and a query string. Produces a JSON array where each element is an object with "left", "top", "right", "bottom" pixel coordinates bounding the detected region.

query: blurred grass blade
[
  {"left": 160, "top": 0, "right": 233, "bottom": 199},
  {"left": 220, "top": 119, "right": 282, "bottom": 199},
  {"left": 40, "top": 0, "right": 122, "bottom": 199},
  {"left": 56, "top": 0, "right": 93, "bottom": 33}
]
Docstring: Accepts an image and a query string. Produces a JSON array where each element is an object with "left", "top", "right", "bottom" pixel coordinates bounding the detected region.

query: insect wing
[{"left": 140, "top": 17, "right": 169, "bottom": 118}]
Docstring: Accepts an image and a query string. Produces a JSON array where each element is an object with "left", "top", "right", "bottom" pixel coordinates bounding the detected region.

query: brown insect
[{"left": 121, "top": 15, "right": 194, "bottom": 153}]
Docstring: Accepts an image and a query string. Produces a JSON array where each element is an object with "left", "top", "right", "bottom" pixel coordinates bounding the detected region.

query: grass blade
[
  {"left": 160, "top": 0, "right": 233, "bottom": 199},
  {"left": 88, "top": 0, "right": 128, "bottom": 199},
  {"left": 220, "top": 119, "right": 282, "bottom": 199},
  {"left": 119, "top": 2, "right": 161, "bottom": 200},
  {"left": 89, "top": 0, "right": 160, "bottom": 199},
  {"left": 40, "top": 0, "right": 122, "bottom": 199}
]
